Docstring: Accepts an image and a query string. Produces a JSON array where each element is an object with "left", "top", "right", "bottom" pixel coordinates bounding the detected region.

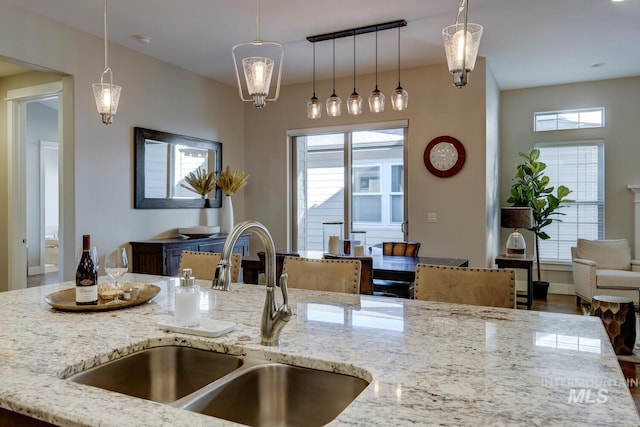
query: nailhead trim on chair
[
  {"left": 178, "top": 250, "right": 242, "bottom": 282},
  {"left": 283, "top": 257, "right": 360, "bottom": 294},
  {"left": 414, "top": 264, "right": 516, "bottom": 308}
]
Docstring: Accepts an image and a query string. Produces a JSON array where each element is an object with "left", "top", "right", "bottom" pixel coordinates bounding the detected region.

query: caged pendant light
[
  {"left": 92, "top": 0, "right": 121, "bottom": 125},
  {"left": 442, "top": 0, "right": 483, "bottom": 88},
  {"left": 326, "top": 36, "right": 342, "bottom": 117},
  {"left": 307, "top": 42, "right": 322, "bottom": 119},
  {"left": 347, "top": 32, "right": 363, "bottom": 115},
  {"left": 232, "top": 0, "right": 284, "bottom": 108},
  {"left": 368, "top": 28, "right": 385, "bottom": 113},
  {"left": 391, "top": 25, "right": 408, "bottom": 111}
]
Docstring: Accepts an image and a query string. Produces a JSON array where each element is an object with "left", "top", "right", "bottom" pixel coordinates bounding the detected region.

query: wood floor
[{"left": 22, "top": 275, "right": 640, "bottom": 414}]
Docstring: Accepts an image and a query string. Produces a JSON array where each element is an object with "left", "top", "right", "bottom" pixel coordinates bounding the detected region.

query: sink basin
[
  {"left": 181, "top": 360, "right": 369, "bottom": 427},
  {"left": 67, "top": 346, "right": 242, "bottom": 403},
  {"left": 68, "top": 346, "right": 369, "bottom": 426}
]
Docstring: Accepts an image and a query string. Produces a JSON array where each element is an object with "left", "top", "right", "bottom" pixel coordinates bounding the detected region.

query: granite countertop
[{"left": 0, "top": 274, "right": 638, "bottom": 426}]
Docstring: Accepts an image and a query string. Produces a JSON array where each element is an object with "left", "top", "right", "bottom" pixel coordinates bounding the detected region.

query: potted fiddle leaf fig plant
[{"left": 506, "top": 148, "right": 573, "bottom": 299}]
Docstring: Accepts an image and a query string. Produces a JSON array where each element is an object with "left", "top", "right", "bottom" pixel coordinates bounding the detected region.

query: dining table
[{"left": 241, "top": 250, "right": 468, "bottom": 285}]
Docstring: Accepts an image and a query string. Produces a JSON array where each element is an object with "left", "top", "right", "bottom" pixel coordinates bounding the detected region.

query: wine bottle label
[{"left": 76, "top": 285, "right": 98, "bottom": 303}]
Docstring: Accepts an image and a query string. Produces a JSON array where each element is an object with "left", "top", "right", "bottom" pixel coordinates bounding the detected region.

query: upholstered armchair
[{"left": 572, "top": 239, "right": 640, "bottom": 305}]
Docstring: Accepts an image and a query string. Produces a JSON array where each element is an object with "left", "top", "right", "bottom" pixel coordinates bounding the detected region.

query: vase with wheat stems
[{"left": 214, "top": 165, "right": 249, "bottom": 234}]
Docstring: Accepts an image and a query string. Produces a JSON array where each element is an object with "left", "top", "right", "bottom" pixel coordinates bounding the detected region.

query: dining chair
[
  {"left": 414, "top": 264, "right": 516, "bottom": 309},
  {"left": 281, "top": 257, "right": 361, "bottom": 294},
  {"left": 257, "top": 251, "right": 300, "bottom": 285},
  {"left": 371, "top": 241, "right": 421, "bottom": 297},
  {"left": 178, "top": 251, "right": 242, "bottom": 282},
  {"left": 323, "top": 254, "right": 373, "bottom": 295},
  {"left": 383, "top": 241, "right": 421, "bottom": 257}
]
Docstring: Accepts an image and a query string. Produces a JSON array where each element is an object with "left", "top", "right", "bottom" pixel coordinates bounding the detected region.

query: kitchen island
[{"left": 0, "top": 274, "right": 638, "bottom": 426}]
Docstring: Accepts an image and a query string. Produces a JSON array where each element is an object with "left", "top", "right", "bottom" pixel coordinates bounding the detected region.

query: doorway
[
  {"left": 291, "top": 123, "right": 408, "bottom": 253},
  {"left": 6, "top": 81, "right": 63, "bottom": 289}
]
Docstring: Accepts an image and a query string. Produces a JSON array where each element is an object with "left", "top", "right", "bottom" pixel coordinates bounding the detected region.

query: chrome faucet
[{"left": 213, "top": 220, "right": 292, "bottom": 346}]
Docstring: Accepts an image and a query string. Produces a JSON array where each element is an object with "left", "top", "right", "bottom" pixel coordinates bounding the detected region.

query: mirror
[{"left": 134, "top": 127, "right": 222, "bottom": 209}]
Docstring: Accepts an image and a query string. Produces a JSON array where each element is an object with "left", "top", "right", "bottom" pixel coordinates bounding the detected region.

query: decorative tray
[{"left": 44, "top": 283, "right": 161, "bottom": 312}]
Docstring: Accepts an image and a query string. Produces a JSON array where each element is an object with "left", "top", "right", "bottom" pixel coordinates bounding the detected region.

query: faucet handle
[
  {"left": 279, "top": 273, "right": 290, "bottom": 308},
  {"left": 212, "top": 259, "right": 229, "bottom": 290}
]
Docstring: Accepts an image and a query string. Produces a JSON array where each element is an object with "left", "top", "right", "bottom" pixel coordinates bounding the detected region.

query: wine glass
[{"left": 104, "top": 248, "right": 128, "bottom": 303}]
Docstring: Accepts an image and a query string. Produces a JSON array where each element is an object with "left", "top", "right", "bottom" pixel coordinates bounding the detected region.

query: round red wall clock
[{"left": 423, "top": 135, "right": 466, "bottom": 178}]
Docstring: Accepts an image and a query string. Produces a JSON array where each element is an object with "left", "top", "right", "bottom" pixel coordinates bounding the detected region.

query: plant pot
[{"left": 533, "top": 281, "right": 550, "bottom": 299}]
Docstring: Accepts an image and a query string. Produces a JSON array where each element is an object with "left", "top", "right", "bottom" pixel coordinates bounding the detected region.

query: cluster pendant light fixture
[
  {"left": 442, "top": 0, "right": 483, "bottom": 88},
  {"left": 92, "top": 0, "right": 121, "bottom": 125},
  {"left": 306, "top": 20, "right": 407, "bottom": 119},
  {"left": 232, "top": 0, "right": 284, "bottom": 108}
]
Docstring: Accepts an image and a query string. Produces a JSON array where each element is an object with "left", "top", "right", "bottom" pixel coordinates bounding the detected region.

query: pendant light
[
  {"left": 307, "top": 42, "right": 322, "bottom": 119},
  {"left": 391, "top": 25, "right": 408, "bottom": 111},
  {"left": 232, "top": 0, "right": 284, "bottom": 108},
  {"left": 326, "top": 36, "right": 342, "bottom": 117},
  {"left": 347, "top": 32, "right": 363, "bottom": 115},
  {"left": 92, "top": 0, "right": 121, "bottom": 125},
  {"left": 442, "top": 0, "right": 483, "bottom": 88},
  {"left": 368, "top": 28, "right": 385, "bottom": 113}
]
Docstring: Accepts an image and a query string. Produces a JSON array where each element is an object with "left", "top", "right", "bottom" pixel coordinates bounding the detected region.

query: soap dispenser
[{"left": 175, "top": 268, "right": 200, "bottom": 327}]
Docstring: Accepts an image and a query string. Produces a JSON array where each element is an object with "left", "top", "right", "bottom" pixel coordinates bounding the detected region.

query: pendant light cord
[
  {"left": 103, "top": 0, "right": 108, "bottom": 69},
  {"left": 332, "top": 36, "right": 336, "bottom": 94},
  {"left": 396, "top": 26, "right": 401, "bottom": 86},
  {"left": 312, "top": 42, "right": 316, "bottom": 96},
  {"left": 374, "top": 28, "right": 379, "bottom": 90},
  {"left": 352, "top": 31, "right": 356, "bottom": 92},
  {"left": 255, "top": 0, "right": 261, "bottom": 41}
]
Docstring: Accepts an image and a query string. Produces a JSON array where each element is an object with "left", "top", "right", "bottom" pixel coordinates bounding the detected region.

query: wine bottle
[{"left": 76, "top": 234, "right": 98, "bottom": 305}]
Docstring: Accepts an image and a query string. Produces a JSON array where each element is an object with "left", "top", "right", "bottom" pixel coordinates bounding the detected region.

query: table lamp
[{"left": 501, "top": 207, "right": 532, "bottom": 257}]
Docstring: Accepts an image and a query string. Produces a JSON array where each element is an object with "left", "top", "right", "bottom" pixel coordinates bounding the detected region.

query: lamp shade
[
  {"left": 242, "top": 56, "right": 274, "bottom": 109},
  {"left": 501, "top": 207, "right": 533, "bottom": 229},
  {"left": 92, "top": 82, "right": 121, "bottom": 125},
  {"left": 307, "top": 95, "right": 322, "bottom": 119},
  {"left": 442, "top": 23, "right": 483, "bottom": 73},
  {"left": 501, "top": 207, "right": 532, "bottom": 257}
]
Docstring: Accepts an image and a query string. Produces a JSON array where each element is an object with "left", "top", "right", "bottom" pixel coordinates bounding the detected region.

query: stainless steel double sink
[{"left": 67, "top": 346, "right": 369, "bottom": 426}]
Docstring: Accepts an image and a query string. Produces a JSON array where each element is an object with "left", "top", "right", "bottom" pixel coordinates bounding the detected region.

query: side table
[
  {"left": 590, "top": 295, "right": 636, "bottom": 355},
  {"left": 495, "top": 254, "right": 533, "bottom": 310}
]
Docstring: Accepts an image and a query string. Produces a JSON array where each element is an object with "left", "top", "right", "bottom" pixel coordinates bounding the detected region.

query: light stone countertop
[{"left": 0, "top": 273, "right": 638, "bottom": 426}]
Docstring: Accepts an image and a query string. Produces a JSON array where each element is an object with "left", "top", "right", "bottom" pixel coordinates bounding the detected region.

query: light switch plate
[{"left": 427, "top": 212, "right": 438, "bottom": 223}]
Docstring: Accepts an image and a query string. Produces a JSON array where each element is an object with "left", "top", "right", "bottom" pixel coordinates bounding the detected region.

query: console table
[
  {"left": 495, "top": 254, "right": 534, "bottom": 310},
  {"left": 130, "top": 234, "right": 249, "bottom": 277}
]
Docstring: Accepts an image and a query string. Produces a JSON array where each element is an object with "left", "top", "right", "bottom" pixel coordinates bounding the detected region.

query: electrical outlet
[{"left": 427, "top": 212, "right": 438, "bottom": 223}]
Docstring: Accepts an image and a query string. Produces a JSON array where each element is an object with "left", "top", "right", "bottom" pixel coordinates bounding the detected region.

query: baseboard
[{"left": 27, "top": 266, "right": 43, "bottom": 276}]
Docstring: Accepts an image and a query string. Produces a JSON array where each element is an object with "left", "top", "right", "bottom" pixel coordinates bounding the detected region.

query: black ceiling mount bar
[{"left": 306, "top": 19, "right": 407, "bottom": 43}]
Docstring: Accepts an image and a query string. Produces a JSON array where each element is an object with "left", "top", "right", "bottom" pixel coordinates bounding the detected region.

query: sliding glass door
[{"left": 292, "top": 125, "right": 407, "bottom": 252}]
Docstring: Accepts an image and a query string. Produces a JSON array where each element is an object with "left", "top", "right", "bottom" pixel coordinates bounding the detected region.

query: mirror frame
[{"left": 134, "top": 127, "right": 222, "bottom": 209}]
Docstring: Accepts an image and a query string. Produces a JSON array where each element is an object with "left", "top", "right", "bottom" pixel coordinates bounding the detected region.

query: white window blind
[{"left": 535, "top": 142, "right": 604, "bottom": 262}]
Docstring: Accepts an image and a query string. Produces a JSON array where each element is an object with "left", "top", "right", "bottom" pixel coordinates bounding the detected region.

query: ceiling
[{"left": 4, "top": 0, "right": 640, "bottom": 90}]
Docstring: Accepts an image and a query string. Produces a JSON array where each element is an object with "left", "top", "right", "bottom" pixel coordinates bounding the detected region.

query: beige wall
[
  {"left": 0, "top": 2, "right": 245, "bottom": 289},
  {"left": 500, "top": 76, "right": 640, "bottom": 288},
  {"left": 243, "top": 58, "right": 498, "bottom": 267}
]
